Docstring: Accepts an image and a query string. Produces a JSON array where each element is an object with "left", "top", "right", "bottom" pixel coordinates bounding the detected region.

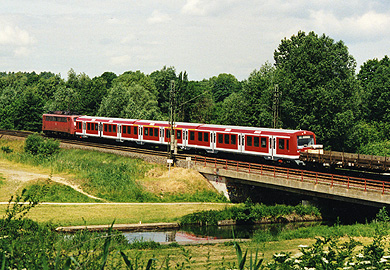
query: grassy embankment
[
  {"left": 1, "top": 137, "right": 390, "bottom": 268},
  {"left": 0, "top": 137, "right": 228, "bottom": 225}
]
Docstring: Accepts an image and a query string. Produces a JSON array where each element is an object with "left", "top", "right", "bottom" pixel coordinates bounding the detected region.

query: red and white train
[{"left": 42, "top": 112, "right": 321, "bottom": 161}]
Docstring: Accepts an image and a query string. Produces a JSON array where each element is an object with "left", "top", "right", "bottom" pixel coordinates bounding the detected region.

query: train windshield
[{"left": 297, "top": 135, "right": 314, "bottom": 149}]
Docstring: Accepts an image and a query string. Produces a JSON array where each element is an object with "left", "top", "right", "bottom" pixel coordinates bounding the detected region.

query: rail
[
  {"left": 193, "top": 156, "right": 390, "bottom": 195},
  {"left": 300, "top": 150, "right": 390, "bottom": 171}
]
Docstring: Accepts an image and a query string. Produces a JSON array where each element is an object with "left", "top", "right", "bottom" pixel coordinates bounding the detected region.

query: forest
[{"left": 0, "top": 30, "right": 389, "bottom": 155}]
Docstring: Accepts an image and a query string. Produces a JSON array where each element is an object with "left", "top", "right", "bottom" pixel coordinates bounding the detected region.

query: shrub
[
  {"left": 24, "top": 133, "right": 60, "bottom": 156},
  {"left": 0, "top": 146, "right": 13, "bottom": 153}
]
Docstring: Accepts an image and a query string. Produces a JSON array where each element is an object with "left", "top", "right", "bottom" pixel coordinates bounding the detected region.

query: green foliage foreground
[
  {"left": 180, "top": 200, "right": 321, "bottom": 226},
  {"left": 1, "top": 189, "right": 390, "bottom": 269}
]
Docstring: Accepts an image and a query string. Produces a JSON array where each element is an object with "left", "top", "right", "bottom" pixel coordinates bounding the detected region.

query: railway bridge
[{"left": 190, "top": 156, "right": 390, "bottom": 208}]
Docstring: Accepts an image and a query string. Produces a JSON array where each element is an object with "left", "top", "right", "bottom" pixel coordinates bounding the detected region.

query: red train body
[
  {"left": 42, "top": 113, "right": 321, "bottom": 161},
  {"left": 43, "top": 114, "right": 320, "bottom": 161},
  {"left": 42, "top": 113, "right": 80, "bottom": 136}
]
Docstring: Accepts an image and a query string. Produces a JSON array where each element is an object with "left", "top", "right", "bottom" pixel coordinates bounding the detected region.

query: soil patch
[{"left": 0, "top": 160, "right": 102, "bottom": 201}]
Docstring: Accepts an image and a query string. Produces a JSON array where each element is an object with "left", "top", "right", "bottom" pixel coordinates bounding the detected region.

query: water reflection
[{"left": 123, "top": 222, "right": 321, "bottom": 243}]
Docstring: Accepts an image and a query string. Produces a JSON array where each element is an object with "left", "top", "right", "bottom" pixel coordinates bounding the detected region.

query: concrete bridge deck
[{"left": 192, "top": 157, "right": 390, "bottom": 207}]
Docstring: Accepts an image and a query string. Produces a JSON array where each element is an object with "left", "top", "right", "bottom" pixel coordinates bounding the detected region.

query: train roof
[{"left": 74, "top": 115, "right": 313, "bottom": 135}]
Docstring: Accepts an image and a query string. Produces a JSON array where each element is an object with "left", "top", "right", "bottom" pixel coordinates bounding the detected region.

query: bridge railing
[{"left": 193, "top": 156, "right": 390, "bottom": 195}]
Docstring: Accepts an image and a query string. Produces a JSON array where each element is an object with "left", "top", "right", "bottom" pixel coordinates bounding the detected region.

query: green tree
[
  {"left": 99, "top": 71, "right": 117, "bottom": 89},
  {"left": 274, "top": 31, "right": 359, "bottom": 150},
  {"left": 117, "top": 70, "right": 158, "bottom": 97},
  {"left": 241, "top": 62, "right": 275, "bottom": 128},
  {"left": 209, "top": 73, "right": 241, "bottom": 103},
  {"left": 357, "top": 56, "right": 390, "bottom": 122},
  {"left": 14, "top": 87, "right": 44, "bottom": 131},
  {"left": 186, "top": 80, "right": 214, "bottom": 123},
  {"left": 214, "top": 91, "right": 249, "bottom": 125},
  {"left": 44, "top": 85, "right": 80, "bottom": 113},
  {"left": 98, "top": 82, "right": 161, "bottom": 120},
  {"left": 149, "top": 66, "right": 177, "bottom": 117}
]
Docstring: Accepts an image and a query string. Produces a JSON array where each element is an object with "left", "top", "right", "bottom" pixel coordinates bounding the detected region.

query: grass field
[
  {"left": 0, "top": 137, "right": 226, "bottom": 203},
  {"left": 0, "top": 202, "right": 230, "bottom": 226}
]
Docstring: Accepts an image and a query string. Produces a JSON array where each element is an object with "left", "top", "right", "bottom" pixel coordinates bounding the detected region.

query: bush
[
  {"left": 1, "top": 146, "right": 13, "bottom": 153},
  {"left": 24, "top": 133, "right": 60, "bottom": 156},
  {"left": 180, "top": 203, "right": 322, "bottom": 226}
]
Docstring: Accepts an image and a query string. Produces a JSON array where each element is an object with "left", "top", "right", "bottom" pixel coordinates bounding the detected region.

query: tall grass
[
  {"left": 180, "top": 201, "right": 321, "bottom": 226},
  {"left": 0, "top": 139, "right": 226, "bottom": 202}
]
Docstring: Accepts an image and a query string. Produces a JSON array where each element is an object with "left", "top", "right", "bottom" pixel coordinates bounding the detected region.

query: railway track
[
  {"left": 0, "top": 129, "right": 35, "bottom": 138},
  {"left": 1, "top": 129, "right": 389, "bottom": 194},
  {"left": 0, "top": 129, "right": 194, "bottom": 162}
]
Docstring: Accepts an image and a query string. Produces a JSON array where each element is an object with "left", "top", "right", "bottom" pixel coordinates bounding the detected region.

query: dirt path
[{"left": 0, "top": 160, "right": 103, "bottom": 201}]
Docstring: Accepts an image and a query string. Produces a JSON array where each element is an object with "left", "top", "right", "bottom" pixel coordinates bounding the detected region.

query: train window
[
  {"left": 144, "top": 128, "right": 149, "bottom": 136},
  {"left": 113, "top": 125, "right": 117, "bottom": 133},
  {"left": 298, "top": 135, "right": 314, "bottom": 148},
  {"left": 128, "top": 126, "right": 131, "bottom": 134},
  {"left": 279, "top": 139, "right": 285, "bottom": 150},
  {"left": 87, "top": 123, "right": 90, "bottom": 130},
  {"left": 123, "top": 126, "right": 127, "bottom": 134},
  {"left": 247, "top": 136, "right": 252, "bottom": 146},
  {"left": 204, "top": 133, "right": 209, "bottom": 142},
  {"left": 177, "top": 130, "right": 182, "bottom": 139},
  {"left": 108, "top": 125, "right": 112, "bottom": 132},
  {"left": 95, "top": 124, "right": 98, "bottom": 130},
  {"left": 77, "top": 122, "right": 81, "bottom": 129},
  {"left": 254, "top": 137, "right": 259, "bottom": 147},
  {"left": 261, "top": 138, "right": 267, "bottom": 148},
  {"left": 166, "top": 129, "right": 170, "bottom": 138},
  {"left": 104, "top": 124, "right": 107, "bottom": 132},
  {"left": 190, "top": 131, "right": 195, "bottom": 141},
  {"left": 218, "top": 134, "right": 223, "bottom": 144},
  {"left": 231, "top": 135, "right": 236, "bottom": 145},
  {"left": 198, "top": 132, "right": 203, "bottom": 142},
  {"left": 224, "top": 134, "right": 229, "bottom": 144},
  {"left": 154, "top": 128, "right": 158, "bottom": 137}
]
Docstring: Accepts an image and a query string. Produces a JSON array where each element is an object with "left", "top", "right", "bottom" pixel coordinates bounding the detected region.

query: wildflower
[{"left": 273, "top": 253, "right": 287, "bottom": 258}]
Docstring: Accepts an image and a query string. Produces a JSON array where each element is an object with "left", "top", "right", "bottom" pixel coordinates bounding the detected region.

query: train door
[
  {"left": 269, "top": 136, "right": 276, "bottom": 159},
  {"left": 182, "top": 129, "right": 188, "bottom": 148},
  {"left": 99, "top": 122, "right": 103, "bottom": 137},
  {"left": 238, "top": 133, "right": 244, "bottom": 153},
  {"left": 82, "top": 122, "right": 86, "bottom": 136},
  {"left": 138, "top": 126, "right": 143, "bottom": 144},
  {"left": 209, "top": 131, "right": 216, "bottom": 153},
  {"left": 160, "top": 127, "right": 164, "bottom": 144},
  {"left": 118, "top": 125, "right": 122, "bottom": 141}
]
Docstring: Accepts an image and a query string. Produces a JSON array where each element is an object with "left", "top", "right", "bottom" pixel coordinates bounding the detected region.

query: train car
[
  {"left": 72, "top": 115, "right": 320, "bottom": 161},
  {"left": 42, "top": 112, "right": 81, "bottom": 136},
  {"left": 184, "top": 124, "right": 318, "bottom": 161}
]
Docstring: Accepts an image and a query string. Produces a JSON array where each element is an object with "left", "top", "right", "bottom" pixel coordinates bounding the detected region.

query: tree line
[{"left": 0, "top": 30, "right": 389, "bottom": 155}]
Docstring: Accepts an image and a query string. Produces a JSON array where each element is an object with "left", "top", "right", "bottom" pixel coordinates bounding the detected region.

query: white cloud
[
  {"left": 147, "top": 10, "right": 171, "bottom": 24},
  {"left": 310, "top": 10, "right": 390, "bottom": 40},
  {"left": 110, "top": 54, "right": 132, "bottom": 66},
  {"left": 14, "top": 46, "right": 30, "bottom": 57},
  {"left": 0, "top": 23, "right": 35, "bottom": 57},
  {"left": 181, "top": 0, "right": 239, "bottom": 16},
  {"left": 0, "top": 24, "right": 34, "bottom": 46}
]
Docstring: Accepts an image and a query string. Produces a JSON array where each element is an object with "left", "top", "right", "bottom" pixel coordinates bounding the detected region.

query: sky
[{"left": 0, "top": 0, "right": 389, "bottom": 81}]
